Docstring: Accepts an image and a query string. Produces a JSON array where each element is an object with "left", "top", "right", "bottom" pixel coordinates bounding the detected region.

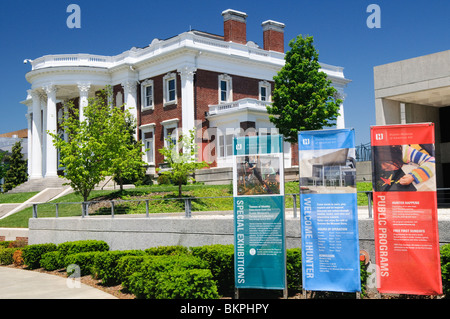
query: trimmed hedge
[
  {"left": 125, "top": 255, "right": 210, "bottom": 299},
  {"left": 22, "top": 243, "right": 57, "bottom": 269},
  {"left": 190, "top": 244, "right": 234, "bottom": 296},
  {"left": 38, "top": 240, "right": 110, "bottom": 271},
  {"left": 145, "top": 245, "right": 190, "bottom": 256},
  {"left": 0, "top": 247, "right": 20, "bottom": 265},
  {"left": 286, "top": 248, "right": 302, "bottom": 293},
  {"left": 154, "top": 268, "right": 219, "bottom": 299},
  {"left": 39, "top": 251, "right": 64, "bottom": 271},
  {"left": 65, "top": 251, "right": 101, "bottom": 276},
  {"left": 91, "top": 250, "right": 146, "bottom": 285},
  {"left": 441, "top": 244, "right": 450, "bottom": 297}
]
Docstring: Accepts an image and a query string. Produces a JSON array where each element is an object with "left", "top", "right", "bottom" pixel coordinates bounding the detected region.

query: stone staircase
[{"left": 7, "top": 177, "right": 70, "bottom": 194}]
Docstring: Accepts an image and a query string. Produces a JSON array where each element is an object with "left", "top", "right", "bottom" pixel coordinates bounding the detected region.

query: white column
[
  {"left": 178, "top": 66, "right": 197, "bottom": 138},
  {"left": 29, "top": 89, "right": 42, "bottom": 179},
  {"left": 122, "top": 81, "right": 138, "bottom": 138},
  {"left": 336, "top": 91, "right": 346, "bottom": 129},
  {"left": 44, "top": 84, "right": 58, "bottom": 178},
  {"left": 78, "top": 82, "right": 90, "bottom": 122},
  {"left": 25, "top": 111, "right": 32, "bottom": 177}
]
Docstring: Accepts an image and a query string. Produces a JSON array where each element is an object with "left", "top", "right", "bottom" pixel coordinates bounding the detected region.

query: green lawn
[
  {"left": 0, "top": 182, "right": 372, "bottom": 228},
  {"left": 0, "top": 192, "right": 39, "bottom": 204}
]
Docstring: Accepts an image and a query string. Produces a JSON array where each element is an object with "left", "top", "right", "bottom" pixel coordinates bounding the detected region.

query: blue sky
[{"left": 1, "top": 0, "right": 449, "bottom": 145}]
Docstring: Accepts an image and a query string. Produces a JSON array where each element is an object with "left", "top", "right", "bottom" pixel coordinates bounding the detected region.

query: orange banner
[{"left": 371, "top": 123, "right": 442, "bottom": 295}]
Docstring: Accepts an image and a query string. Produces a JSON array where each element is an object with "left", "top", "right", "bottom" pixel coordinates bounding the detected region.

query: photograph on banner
[
  {"left": 236, "top": 154, "right": 281, "bottom": 196},
  {"left": 298, "top": 129, "right": 361, "bottom": 293},
  {"left": 371, "top": 123, "right": 442, "bottom": 295},
  {"left": 298, "top": 147, "right": 356, "bottom": 194},
  {"left": 232, "top": 134, "right": 287, "bottom": 291},
  {"left": 372, "top": 143, "right": 436, "bottom": 192}
]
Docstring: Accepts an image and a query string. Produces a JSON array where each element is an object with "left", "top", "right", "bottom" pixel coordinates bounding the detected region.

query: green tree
[
  {"left": 158, "top": 129, "right": 209, "bottom": 197},
  {"left": 51, "top": 91, "right": 110, "bottom": 202},
  {"left": 51, "top": 88, "right": 147, "bottom": 200},
  {"left": 267, "top": 35, "right": 342, "bottom": 144},
  {"left": 0, "top": 151, "right": 9, "bottom": 191},
  {"left": 107, "top": 104, "right": 146, "bottom": 191},
  {"left": 3, "top": 140, "right": 28, "bottom": 192}
]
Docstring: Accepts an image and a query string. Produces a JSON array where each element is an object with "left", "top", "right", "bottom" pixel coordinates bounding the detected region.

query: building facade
[
  {"left": 22, "top": 9, "right": 350, "bottom": 180},
  {"left": 374, "top": 50, "right": 450, "bottom": 189}
]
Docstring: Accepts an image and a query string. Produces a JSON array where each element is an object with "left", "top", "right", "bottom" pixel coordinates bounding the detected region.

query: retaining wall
[{"left": 25, "top": 212, "right": 450, "bottom": 265}]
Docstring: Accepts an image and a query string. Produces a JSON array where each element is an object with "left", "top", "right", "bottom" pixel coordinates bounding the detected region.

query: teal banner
[{"left": 233, "top": 135, "right": 286, "bottom": 290}]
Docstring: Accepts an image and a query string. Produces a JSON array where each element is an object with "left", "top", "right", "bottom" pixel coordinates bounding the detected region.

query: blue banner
[
  {"left": 233, "top": 135, "right": 286, "bottom": 290},
  {"left": 298, "top": 128, "right": 361, "bottom": 293}
]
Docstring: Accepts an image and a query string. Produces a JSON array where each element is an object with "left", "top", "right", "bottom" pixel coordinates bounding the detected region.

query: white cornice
[{"left": 25, "top": 31, "right": 350, "bottom": 88}]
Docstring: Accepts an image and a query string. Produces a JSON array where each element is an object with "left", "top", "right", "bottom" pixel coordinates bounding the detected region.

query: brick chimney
[
  {"left": 222, "top": 9, "right": 248, "bottom": 44},
  {"left": 262, "top": 20, "right": 285, "bottom": 53}
]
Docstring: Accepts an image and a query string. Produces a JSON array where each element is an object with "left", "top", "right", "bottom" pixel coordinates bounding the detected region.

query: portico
[{"left": 22, "top": 75, "right": 139, "bottom": 179}]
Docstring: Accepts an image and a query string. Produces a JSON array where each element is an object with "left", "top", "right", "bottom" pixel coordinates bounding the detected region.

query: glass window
[
  {"left": 220, "top": 80, "right": 228, "bottom": 102},
  {"left": 219, "top": 134, "right": 234, "bottom": 157},
  {"left": 260, "top": 86, "right": 267, "bottom": 101},
  {"left": 145, "top": 85, "right": 153, "bottom": 107},
  {"left": 168, "top": 79, "right": 176, "bottom": 102},
  {"left": 144, "top": 131, "right": 154, "bottom": 164}
]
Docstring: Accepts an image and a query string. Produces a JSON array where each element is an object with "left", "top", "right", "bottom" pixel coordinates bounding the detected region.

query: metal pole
[
  {"left": 367, "top": 192, "right": 372, "bottom": 218},
  {"left": 55, "top": 203, "right": 59, "bottom": 218},
  {"left": 111, "top": 201, "right": 115, "bottom": 218},
  {"left": 32, "top": 204, "right": 38, "bottom": 218},
  {"left": 292, "top": 194, "right": 297, "bottom": 218},
  {"left": 185, "top": 198, "right": 191, "bottom": 218},
  {"left": 81, "top": 202, "right": 85, "bottom": 218},
  {"left": 146, "top": 200, "right": 149, "bottom": 218}
]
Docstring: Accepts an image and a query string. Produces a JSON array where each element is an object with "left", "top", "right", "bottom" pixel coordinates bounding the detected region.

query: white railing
[
  {"left": 29, "top": 32, "right": 286, "bottom": 72},
  {"left": 208, "top": 98, "right": 271, "bottom": 115}
]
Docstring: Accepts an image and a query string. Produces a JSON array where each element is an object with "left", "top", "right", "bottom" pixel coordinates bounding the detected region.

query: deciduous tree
[{"left": 267, "top": 35, "right": 342, "bottom": 144}]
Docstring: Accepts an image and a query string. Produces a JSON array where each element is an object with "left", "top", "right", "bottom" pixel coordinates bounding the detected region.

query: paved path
[{"left": 0, "top": 267, "right": 117, "bottom": 299}]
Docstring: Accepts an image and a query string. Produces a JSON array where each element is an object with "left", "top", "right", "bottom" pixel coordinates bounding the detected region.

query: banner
[
  {"left": 233, "top": 135, "right": 286, "bottom": 290},
  {"left": 298, "top": 128, "right": 361, "bottom": 292},
  {"left": 371, "top": 123, "right": 442, "bottom": 295}
]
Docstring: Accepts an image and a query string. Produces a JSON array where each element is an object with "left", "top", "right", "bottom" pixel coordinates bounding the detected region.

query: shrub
[
  {"left": 441, "top": 243, "right": 450, "bottom": 298},
  {"left": 126, "top": 255, "right": 209, "bottom": 299},
  {"left": 0, "top": 248, "right": 19, "bottom": 265},
  {"left": 57, "top": 240, "right": 109, "bottom": 259},
  {"left": 117, "top": 255, "right": 150, "bottom": 289},
  {"left": 91, "top": 250, "right": 145, "bottom": 285},
  {"left": 13, "top": 249, "right": 24, "bottom": 266},
  {"left": 40, "top": 251, "right": 64, "bottom": 271},
  {"left": 190, "top": 244, "right": 234, "bottom": 296},
  {"left": 286, "top": 248, "right": 302, "bottom": 293},
  {"left": 65, "top": 251, "right": 101, "bottom": 276},
  {"left": 0, "top": 241, "right": 13, "bottom": 249},
  {"left": 155, "top": 269, "right": 219, "bottom": 299},
  {"left": 145, "top": 245, "right": 190, "bottom": 256},
  {"left": 22, "top": 243, "right": 57, "bottom": 269}
]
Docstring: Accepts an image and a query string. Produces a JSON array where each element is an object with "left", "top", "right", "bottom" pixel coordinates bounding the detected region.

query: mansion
[{"left": 22, "top": 9, "right": 351, "bottom": 180}]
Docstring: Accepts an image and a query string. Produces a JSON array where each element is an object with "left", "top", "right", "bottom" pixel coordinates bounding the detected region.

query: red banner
[{"left": 371, "top": 123, "right": 442, "bottom": 295}]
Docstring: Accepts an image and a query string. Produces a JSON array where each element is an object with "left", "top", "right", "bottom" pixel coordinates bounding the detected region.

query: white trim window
[
  {"left": 141, "top": 79, "right": 154, "bottom": 110},
  {"left": 163, "top": 73, "right": 177, "bottom": 106},
  {"left": 259, "top": 81, "right": 271, "bottom": 102},
  {"left": 144, "top": 133, "right": 154, "bottom": 164},
  {"left": 218, "top": 74, "right": 232, "bottom": 103},
  {"left": 140, "top": 123, "right": 156, "bottom": 165},
  {"left": 161, "top": 118, "right": 179, "bottom": 149},
  {"left": 218, "top": 133, "right": 234, "bottom": 158}
]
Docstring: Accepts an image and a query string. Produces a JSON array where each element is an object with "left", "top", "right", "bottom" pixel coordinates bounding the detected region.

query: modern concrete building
[{"left": 374, "top": 50, "right": 450, "bottom": 189}]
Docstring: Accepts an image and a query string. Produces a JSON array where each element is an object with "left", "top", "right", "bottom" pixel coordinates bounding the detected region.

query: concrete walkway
[{"left": 0, "top": 267, "right": 117, "bottom": 299}]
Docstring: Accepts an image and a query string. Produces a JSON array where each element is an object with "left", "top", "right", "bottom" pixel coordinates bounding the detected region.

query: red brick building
[{"left": 23, "top": 9, "right": 350, "bottom": 179}]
